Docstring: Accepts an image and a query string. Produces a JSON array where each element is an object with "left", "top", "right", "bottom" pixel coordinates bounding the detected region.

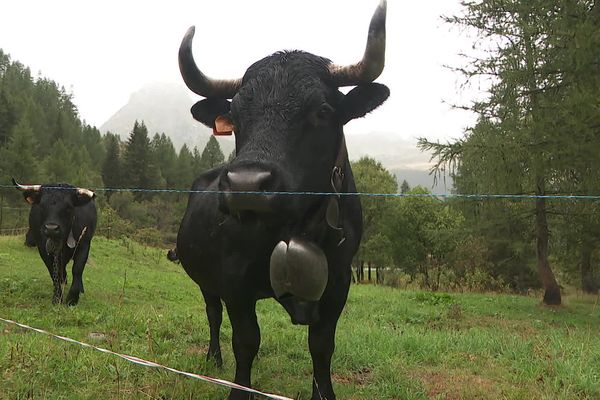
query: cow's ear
[
  {"left": 191, "top": 98, "right": 232, "bottom": 130},
  {"left": 22, "top": 192, "right": 41, "bottom": 205},
  {"left": 340, "top": 83, "right": 390, "bottom": 124}
]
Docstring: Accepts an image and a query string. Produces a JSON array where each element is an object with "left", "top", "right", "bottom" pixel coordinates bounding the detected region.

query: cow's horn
[
  {"left": 179, "top": 26, "right": 242, "bottom": 99},
  {"left": 76, "top": 188, "right": 96, "bottom": 199},
  {"left": 12, "top": 178, "right": 41, "bottom": 192},
  {"left": 329, "top": 0, "right": 387, "bottom": 86}
]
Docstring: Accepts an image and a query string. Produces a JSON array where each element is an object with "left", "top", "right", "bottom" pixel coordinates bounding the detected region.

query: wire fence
[
  {"left": 0, "top": 317, "right": 293, "bottom": 400},
  {"left": 2, "top": 184, "right": 600, "bottom": 200}
]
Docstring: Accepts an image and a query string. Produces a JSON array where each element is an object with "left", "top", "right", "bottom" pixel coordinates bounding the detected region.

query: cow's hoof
[{"left": 66, "top": 292, "right": 80, "bottom": 306}]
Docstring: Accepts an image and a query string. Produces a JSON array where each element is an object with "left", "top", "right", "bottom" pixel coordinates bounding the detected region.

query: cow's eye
[{"left": 312, "top": 103, "right": 335, "bottom": 126}]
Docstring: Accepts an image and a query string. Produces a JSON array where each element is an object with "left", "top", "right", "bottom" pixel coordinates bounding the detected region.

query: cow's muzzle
[
  {"left": 43, "top": 223, "right": 61, "bottom": 238},
  {"left": 219, "top": 165, "right": 280, "bottom": 214}
]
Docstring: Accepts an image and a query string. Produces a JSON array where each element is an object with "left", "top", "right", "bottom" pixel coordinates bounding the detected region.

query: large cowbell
[{"left": 269, "top": 237, "right": 328, "bottom": 302}]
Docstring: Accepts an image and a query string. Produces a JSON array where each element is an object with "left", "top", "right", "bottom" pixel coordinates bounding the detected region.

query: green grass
[{"left": 1, "top": 235, "right": 599, "bottom": 399}]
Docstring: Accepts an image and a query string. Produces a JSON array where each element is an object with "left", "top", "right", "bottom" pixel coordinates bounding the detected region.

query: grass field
[{"left": 1, "top": 235, "right": 599, "bottom": 400}]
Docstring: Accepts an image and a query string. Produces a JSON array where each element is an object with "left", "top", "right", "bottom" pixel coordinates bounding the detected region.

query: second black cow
[
  {"left": 14, "top": 179, "right": 97, "bottom": 305},
  {"left": 174, "top": 1, "right": 389, "bottom": 399}
]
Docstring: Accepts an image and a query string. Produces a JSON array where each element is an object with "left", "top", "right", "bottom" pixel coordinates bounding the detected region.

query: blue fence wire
[{"left": 1, "top": 184, "right": 599, "bottom": 200}]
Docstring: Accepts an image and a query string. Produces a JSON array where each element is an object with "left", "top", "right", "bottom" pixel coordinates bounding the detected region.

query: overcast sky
[{"left": 0, "top": 0, "right": 479, "bottom": 143}]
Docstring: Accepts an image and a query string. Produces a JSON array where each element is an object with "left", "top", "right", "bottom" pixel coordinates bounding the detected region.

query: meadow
[{"left": 1, "top": 235, "right": 599, "bottom": 399}]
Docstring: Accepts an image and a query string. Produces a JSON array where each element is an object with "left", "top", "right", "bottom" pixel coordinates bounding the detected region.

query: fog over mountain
[
  {"left": 100, "top": 82, "right": 236, "bottom": 157},
  {"left": 100, "top": 82, "right": 452, "bottom": 194}
]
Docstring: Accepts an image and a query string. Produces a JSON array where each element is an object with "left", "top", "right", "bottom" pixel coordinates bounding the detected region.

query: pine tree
[
  {"left": 102, "top": 133, "right": 123, "bottom": 196},
  {"left": 0, "top": 89, "right": 16, "bottom": 146},
  {"left": 175, "top": 144, "right": 194, "bottom": 189},
  {"left": 199, "top": 136, "right": 225, "bottom": 171},
  {"left": 151, "top": 133, "right": 178, "bottom": 188},
  {"left": 123, "top": 121, "right": 162, "bottom": 200},
  {"left": 0, "top": 117, "right": 39, "bottom": 182},
  {"left": 227, "top": 149, "right": 236, "bottom": 162},
  {"left": 400, "top": 180, "right": 410, "bottom": 194},
  {"left": 82, "top": 124, "right": 106, "bottom": 167},
  {"left": 41, "top": 139, "right": 74, "bottom": 183}
]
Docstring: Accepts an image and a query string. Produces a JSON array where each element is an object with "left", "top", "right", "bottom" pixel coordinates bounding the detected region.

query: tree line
[{"left": 0, "top": 48, "right": 227, "bottom": 245}]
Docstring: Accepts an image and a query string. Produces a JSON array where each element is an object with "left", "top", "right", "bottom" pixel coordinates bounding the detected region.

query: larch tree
[{"left": 419, "top": 0, "right": 600, "bottom": 304}]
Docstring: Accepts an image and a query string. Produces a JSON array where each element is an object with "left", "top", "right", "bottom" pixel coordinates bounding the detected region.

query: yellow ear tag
[{"left": 213, "top": 116, "right": 235, "bottom": 136}]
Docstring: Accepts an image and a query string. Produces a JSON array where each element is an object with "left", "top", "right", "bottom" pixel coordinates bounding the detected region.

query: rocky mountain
[
  {"left": 99, "top": 82, "right": 235, "bottom": 156},
  {"left": 100, "top": 82, "right": 452, "bottom": 193}
]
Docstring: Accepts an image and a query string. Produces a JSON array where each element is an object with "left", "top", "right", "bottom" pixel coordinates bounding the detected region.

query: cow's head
[
  {"left": 179, "top": 0, "right": 389, "bottom": 224},
  {"left": 13, "top": 179, "right": 95, "bottom": 250}
]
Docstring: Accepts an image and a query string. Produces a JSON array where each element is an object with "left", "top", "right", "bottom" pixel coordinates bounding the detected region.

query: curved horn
[
  {"left": 76, "top": 188, "right": 96, "bottom": 199},
  {"left": 179, "top": 26, "right": 242, "bottom": 99},
  {"left": 329, "top": 0, "right": 387, "bottom": 86},
  {"left": 12, "top": 178, "right": 41, "bottom": 192}
]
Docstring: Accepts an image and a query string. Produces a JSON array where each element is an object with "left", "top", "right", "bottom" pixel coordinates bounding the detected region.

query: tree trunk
[
  {"left": 535, "top": 197, "right": 561, "bottom": 305},
  {"left": 376, "top": 266, "right": 384, "bottom": 284},
  {"left": 358, "top": 261, "right": 364, "bottom": 282},
  {"left": 0, "top": 195, "right": 3, "bottom": 233},
  {"left": 368, "top": 262, "right": 372, "bottom": 282},
  {"left": 581, "top": 242, "right": 598, "bottom": 294}
]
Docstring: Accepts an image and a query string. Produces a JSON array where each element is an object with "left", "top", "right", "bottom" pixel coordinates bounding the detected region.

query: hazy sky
[{"left": 0, "top": 0, "right": 479, "bottom": 143}]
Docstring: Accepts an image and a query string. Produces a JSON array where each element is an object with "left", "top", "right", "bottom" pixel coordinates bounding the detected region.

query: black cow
[
  {"left": 174, "top": 2, "right": 389, "bottom": 399},
  {"left": 13, "top": 179, "right": 97, "bottom": 305}
]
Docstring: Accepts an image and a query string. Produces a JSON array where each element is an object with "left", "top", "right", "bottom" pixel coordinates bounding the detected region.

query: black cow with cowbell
[
  {"left": 173, "top": 1, "right": 389, "bottom": 399},
  {"left": 13, "top": 179, "right": 97, "bottom": 305}
]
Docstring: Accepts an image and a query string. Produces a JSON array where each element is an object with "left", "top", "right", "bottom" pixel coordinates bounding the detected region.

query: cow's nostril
[
  {"left": 226, "top": 170, "right": 272, "bottom": 192},
  {"left": 44, "top": 223, "right": 60, "bottom": 235}
]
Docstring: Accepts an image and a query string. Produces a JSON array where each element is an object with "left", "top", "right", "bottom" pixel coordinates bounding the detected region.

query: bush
[
  {"left": 98, "top": 205, "right": 134, "bottom": 239},
  {"left": 132, "top": 227, "right": 164, "bottom": 248},
  {"left": 463, "top": 268, "right": 508, "bottom": 292}
]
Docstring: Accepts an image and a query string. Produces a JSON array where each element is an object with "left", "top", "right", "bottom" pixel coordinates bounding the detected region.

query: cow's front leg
[
  {"left": 308, "top": 272, "right": 350, "bottom": 400},
  {"left": 308, "top": 318, "right": 339, "bottom": 400},
  {"left": 201, "top": 290, "right": 223, "bottom": 367},
  {"left": 226, "top": 299, "right": 260, "bottom": 400},
  {"left": 66, "top": 244, "right": 89, "bottom": 306}
]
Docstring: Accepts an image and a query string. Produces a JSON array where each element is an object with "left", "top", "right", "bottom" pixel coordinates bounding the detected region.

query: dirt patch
[
  {"left": 333, "top": 367, "right": 372, "bottom": 386},
  {"left": 186, "top": 344, "right": 209, "bottom": 356},
  {"left": 413, "top": 369, "right": 499, "bottom": 399}
]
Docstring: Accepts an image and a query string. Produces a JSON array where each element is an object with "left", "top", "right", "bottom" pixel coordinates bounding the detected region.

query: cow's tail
[{"left": 167, "top": 247, "right": 179, "bottom": 263}]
